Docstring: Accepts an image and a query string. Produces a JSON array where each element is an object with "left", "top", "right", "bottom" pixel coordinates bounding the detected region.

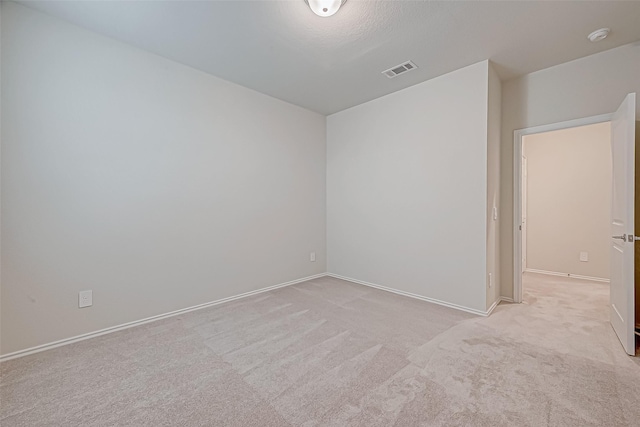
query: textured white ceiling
[{"left": 17, "top": 0, "right": 640, "bottom": 115}]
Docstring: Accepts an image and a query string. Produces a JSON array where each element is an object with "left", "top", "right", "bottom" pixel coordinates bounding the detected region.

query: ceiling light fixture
[
  {"left": 304, "top": 0, "right": 347, "bottom": 18},
  {"left": 587, "top": 28, "right": 610, "bottom": 42}
]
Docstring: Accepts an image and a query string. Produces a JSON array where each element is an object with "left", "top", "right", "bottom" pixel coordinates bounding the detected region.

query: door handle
[{"left": 612, "top": 234, "right": 627, "bottom": 242}]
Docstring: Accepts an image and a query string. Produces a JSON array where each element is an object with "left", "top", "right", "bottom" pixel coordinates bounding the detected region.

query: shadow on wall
[{"left": 498, "top": 77, "right": 529, "bottom": 299}]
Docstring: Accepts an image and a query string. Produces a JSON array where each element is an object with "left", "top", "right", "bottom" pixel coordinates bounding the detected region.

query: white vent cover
[{"left": 382, "top": 61, "right": 418, "bottom": 79}]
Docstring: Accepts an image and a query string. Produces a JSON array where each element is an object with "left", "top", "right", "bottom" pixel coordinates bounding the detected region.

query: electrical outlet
[
  {"left": 310, "top": 252, "right": 316, "bottom": 262},
  {"left": 79, "top": 290, "right": 93, "bottom": 308},
  {"left": 580, "top": 252, "right": 588, "bottom": 262},
  {"left": 488, "top": 273, "right": 493, "bottom": 288}
]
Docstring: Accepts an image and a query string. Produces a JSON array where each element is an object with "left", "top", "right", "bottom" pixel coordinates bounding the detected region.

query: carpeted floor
[{"left": 1, "top": 273, "right": 639, "bottom": 426}]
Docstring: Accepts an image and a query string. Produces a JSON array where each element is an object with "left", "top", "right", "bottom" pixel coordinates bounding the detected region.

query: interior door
[{"left": 610, "top": 92, "right": 636, "bottom": 356}]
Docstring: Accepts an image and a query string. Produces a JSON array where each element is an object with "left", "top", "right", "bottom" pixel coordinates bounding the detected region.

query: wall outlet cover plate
[{"left": 79, "top": 290, "right": 93, "bottom": 308}]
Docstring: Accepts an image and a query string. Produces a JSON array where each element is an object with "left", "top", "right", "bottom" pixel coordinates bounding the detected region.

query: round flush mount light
[
  {"left": 304, "top": 0, "right": 347, "bottom": 18},
  {"left": 587, "top": 28, "right": 610, "bottom": 42}
]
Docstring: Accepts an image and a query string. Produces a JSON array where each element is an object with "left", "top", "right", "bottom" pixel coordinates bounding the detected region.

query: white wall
[
  {"left": 500, "top": 43, "right": 640, "bottom": 299},
  {"left": 523, "top": 122, "right": 611, "bottom": 279},
  {"left": 1, "top": 2, "right": 326, "bottom": 355},
  {"left": 0, "top": 2, "right": 3, "bottom": 348},
  {"left": 486, "top": 63, "right": 501, "bottom": 309},
  {"left": 636, "top": 122, "right": 640, "bottom": 328},
  {"left": 327, "top": 61, "right": 491, "bottom": 313}
]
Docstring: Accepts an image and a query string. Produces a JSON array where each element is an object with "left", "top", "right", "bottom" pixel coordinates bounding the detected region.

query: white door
[
  {"left": 521, "top": 155, "right": 528, "bottom": 272},
  {"left": 610, "top": 92, "right": 636, "bottom": 356}
]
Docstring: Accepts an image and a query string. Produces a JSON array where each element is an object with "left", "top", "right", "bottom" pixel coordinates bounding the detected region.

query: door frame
[
  {"left": 512, "top": 113, "right": 613, "bottom": 303},
  {"left": 521, "top": 154, "right": 528, "bottom": 272}
]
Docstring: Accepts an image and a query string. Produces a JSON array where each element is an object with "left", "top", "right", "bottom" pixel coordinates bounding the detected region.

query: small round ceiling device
[
  {"left": 587, "top": 28, "right": 610, "bottom": 42},
  {"left": 304, "top": 0, "right": 347, "bottom": 18}
]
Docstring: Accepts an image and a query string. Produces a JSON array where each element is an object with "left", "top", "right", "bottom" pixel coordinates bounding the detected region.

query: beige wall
[
  {"left": 327, "top": 61, "right": 492, "bottom": 314},
  {"left": 523, "top": 122, "right": 611, "bottom": 279},
  {"left": 1, "top": 3, "right": 327, "bottom": 355},
  {"left": 500, "top": 43, "right": 640, "bottom": 299}
]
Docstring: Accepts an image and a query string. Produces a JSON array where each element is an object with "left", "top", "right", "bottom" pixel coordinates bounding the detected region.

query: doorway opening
[
  {"left": 512, "top": 114, "right": 613, "bottom": 304},
  {"left": 513, "top": 95, "right": 638, "bottom": 356},
  {"left": 518, "top": 120, "right": 613, "bottom": 329}
]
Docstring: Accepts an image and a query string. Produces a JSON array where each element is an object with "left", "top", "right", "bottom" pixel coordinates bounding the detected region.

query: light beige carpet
[{"left": 1, "top": 273, "right": 639, "bottom": 426}]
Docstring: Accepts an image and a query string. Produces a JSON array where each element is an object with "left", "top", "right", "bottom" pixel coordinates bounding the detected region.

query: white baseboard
[
  {"left": 0, "top": 272, "right": 328, "bottom": 363},
  {"left": 326, "top": 273, "right": 494, "bottom": 317},
  {"left": 485, "top": 298, "right": 500, "bottom": 316},
  {"left": 524, "top": 268, "right": 610, "bottom": 283},
  {"left": 500, "top": 297, "right": 515, "bottom": 303}
]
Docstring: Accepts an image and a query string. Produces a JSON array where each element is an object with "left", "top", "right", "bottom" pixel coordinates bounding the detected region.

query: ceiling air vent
[{"left": 382, "top": 61, "right": 418, "bottom": 79}]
